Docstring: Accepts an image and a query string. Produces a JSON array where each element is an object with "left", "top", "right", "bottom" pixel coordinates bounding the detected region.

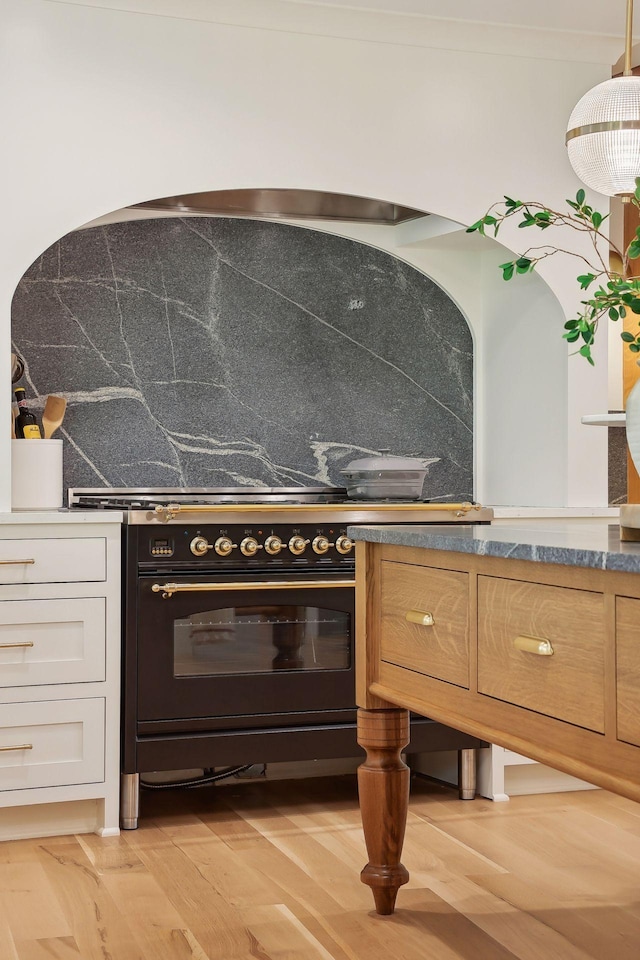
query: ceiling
[{"left": 282, "top": 0, "right": 635, "bottom": 39}]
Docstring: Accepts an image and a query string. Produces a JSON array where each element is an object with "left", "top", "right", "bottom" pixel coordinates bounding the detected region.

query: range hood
[{"left": 131, "top": 188, "right": 425, "bottom": 225}]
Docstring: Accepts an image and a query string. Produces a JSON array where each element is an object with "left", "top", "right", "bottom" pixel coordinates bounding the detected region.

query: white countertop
[
  {"left": 491, "top": 505, "right": 619, "bottom": 519},
  {"left": 581, "top": 413, "right": 626, "bottom": 427},
  {"left": 0, "top": 510, "right": 124, "bottom": 524},
  {"left": 0, "top": 505, "right": 620, "bottom": 525}
]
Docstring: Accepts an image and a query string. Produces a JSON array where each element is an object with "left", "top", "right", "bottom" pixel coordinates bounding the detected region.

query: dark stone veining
[
  {"left": 348, "top": 519, "right": 640, "bottom": 573},
  {"left": 11, "top": 217, "right": 473, "bottom": 496}
]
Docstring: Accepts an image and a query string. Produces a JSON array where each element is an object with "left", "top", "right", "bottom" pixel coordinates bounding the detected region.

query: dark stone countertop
[{"left": 347, "top": 518, "right": 640, "bottom": 574}]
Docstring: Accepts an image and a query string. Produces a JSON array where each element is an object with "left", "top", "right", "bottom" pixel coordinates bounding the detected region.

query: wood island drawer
[
  {"left": 0, "top": 598, "right": 106, "bottom": 688},
  {"left": 0, "top": 538, "right": 106, "bottom": 585},
  {"left": 380, "top": 561, "right": 469, "bottom": 687},
  {"left": 0, "top": 699, "right": 104, "bottom": 792},
  {"left": 616, "top": 597, "right": 640, "bottom": 747},
  {"left": 478, "top": 576, "right": 605, "bottom": 732}
]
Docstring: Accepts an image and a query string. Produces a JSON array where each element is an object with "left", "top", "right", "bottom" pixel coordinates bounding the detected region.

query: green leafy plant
[{"left": 467, "top": 179, "right": 640, "bottom": 365}]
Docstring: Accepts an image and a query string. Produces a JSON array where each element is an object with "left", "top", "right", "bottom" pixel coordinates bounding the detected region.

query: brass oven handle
[
  {"left": 153, "top": 502, "right": 481, "bottom": 522},
  {"left": 151, "top": 579, "right": 356, "bottom": 599},
  {"left": 406, "top": 609, "right": 435, "bottom": 626},
  {"left": 0, "top": 559, "right": 35, "bottom": 565},
  {"left": 0, "top": 641, "right": 34, "bottom": 649},
  {"left": 513, "top": 635, "right": 554, "bottom": 657},
  {"left": 0, "top": 743, "right": 33, "bottom": 752}
]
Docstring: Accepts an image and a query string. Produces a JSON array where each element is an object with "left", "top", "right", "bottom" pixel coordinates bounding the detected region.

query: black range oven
[
  {"left": 134, "top": 522, "right": 355, "bottom": 735},
  {"left": 69, "top": 487, "right": 493, "bottom": 828}
]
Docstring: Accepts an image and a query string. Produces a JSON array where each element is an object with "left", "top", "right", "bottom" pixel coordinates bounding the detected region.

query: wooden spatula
[{"left": 42, "top": 395, "right": 67, "bottom": 439}]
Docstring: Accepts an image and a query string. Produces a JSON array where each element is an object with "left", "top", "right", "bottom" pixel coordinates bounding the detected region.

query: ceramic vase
[{"left": 626, "top": 377, "right": 640, "bottom": 477}]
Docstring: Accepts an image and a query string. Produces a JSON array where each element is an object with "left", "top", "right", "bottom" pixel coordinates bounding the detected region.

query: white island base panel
[
  {"left": 410, "top": 748, "right": 598, "bottom": 800},
  {"left": 477, "top": 747, "right": 598, "bottom": 801}
]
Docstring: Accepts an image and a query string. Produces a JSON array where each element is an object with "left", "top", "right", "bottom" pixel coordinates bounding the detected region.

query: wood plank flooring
[{"left": 0, "top": 775, "right": 639, "bottom": 959}]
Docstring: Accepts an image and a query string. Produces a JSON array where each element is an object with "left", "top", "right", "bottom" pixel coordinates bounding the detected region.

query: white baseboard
[{"left": 0, "top": 799, "right": 102, "bottom": 842}]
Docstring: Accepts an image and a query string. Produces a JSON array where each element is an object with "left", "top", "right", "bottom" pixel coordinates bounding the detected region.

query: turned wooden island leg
[{"left": 357, "top": 707, "right": 410, "bottom": 915}]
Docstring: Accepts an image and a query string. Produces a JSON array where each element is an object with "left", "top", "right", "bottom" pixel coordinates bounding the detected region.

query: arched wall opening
[
  {"left": 9, "top": 187, "right": 571, "bottom": 507},
  {"left": 10, "top": 193, "right": 476, "bottom": 500}
]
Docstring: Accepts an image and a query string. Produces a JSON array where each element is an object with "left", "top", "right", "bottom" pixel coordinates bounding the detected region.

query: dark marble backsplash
[{"left": 11, "top": 217, "right": 473, "bottom": 499}]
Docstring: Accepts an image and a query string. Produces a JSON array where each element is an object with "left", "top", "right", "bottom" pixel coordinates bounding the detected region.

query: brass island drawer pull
[
  {"left": 0, "top": 559, "right": 35, "bottom": 566},
  {"left": 514, "top": 635, "right": 554, "bottom": 657},
  {"left": 0, "top": 641, "right": 34, "bottom": 649},
  {"left": 406, "top": 609, "right": 435, "bottom": 627},
  {"left": 0, "top": 743, "right": 33, "bottom": 752}
]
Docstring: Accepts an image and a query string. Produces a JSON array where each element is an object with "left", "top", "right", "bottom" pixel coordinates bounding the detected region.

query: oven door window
[
  {"left": 137, "top": 576, "right": 354, "bottom": 721},
  {"left": 174, "top": 604, "right": 350, "bottom": 677}
]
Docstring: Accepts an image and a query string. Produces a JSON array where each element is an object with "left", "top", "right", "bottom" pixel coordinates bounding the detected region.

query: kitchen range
[{"left": 69, "top": 487, "right": 493, "bottom": 829}]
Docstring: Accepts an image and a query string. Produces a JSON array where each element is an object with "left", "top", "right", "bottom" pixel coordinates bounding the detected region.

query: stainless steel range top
[{"left": 68, "top": 486, "right": 493, "bottom": 526}]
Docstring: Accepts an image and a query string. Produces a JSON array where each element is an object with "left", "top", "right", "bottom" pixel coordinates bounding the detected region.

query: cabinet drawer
[
  {"left": 380, "top": 561, "right": 469, "bottom": 687},
  {"left": 616, "top": 597, "right": 640, "bottom": 746},
  {"left": 0, "top": 538, "right": 106, "bottom": 585},
  {"left": 478, "top": 576, "right": 605, "bottom": 732},
  {"left": 0, "top": 598, "right": 106, "bottom": 688},
  {"left": 0, "top": 699, "right": 104, "bottom": 791}
]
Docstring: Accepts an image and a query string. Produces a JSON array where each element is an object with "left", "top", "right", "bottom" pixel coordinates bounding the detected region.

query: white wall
[{"left": 1, "top": 0, "right": 614, "bottom": 508}]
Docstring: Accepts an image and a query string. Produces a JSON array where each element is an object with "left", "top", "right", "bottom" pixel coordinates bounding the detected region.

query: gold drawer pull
[
  {"left": 0, "top": 641, "right": 34, "bottom": 649},
  {"left": 514, "top": 635, "right": 554, "bottom": 656},
  {"left": 406, "top": 609, "right": 435, "bottom": 627},
  {"left": 0, "top": 559, "right": 35, "bottom": 566},
  {"left": 0, "top": 743, "right": 33, "bottom": 752}
]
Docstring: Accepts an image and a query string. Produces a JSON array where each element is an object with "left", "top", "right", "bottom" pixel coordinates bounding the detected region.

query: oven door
[{"left": 137, "top": 570, "right": 355, "bottom": 725}]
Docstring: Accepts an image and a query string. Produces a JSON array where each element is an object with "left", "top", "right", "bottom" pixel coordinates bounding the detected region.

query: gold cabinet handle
[
  {"left": 0, "top": 641, "right": 34, "bottom": 649},
  {"left": 513, "top": 635, "right": 554, "bottom": 656},
  {"left": 0, "top": 559, "right": 35, "bottom": 565},
  {"left": 0, "top": 743, "right": 33, "bottom": 752},
  {"left": 405, "top": 609, "right": 435, "bottom": 626}
]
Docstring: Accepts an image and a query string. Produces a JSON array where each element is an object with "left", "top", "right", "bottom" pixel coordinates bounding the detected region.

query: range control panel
[{"left": 141, "top": 523, "right": 355, "bottom": 568}]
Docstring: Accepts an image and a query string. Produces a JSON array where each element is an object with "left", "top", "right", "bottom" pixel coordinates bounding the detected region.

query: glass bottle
[{"left": 14, "top": 387, "right": 42, "bottom": 439}]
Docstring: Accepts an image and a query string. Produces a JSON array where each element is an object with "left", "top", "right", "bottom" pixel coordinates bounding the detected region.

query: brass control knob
[
  {"left": 288, "top": 535, "right": 310, "bottom": 556},
  {"left": 190, "top": 536, "right": 212, "bottom": 557},
  {"left": 335, "top": 535, "right": 354, "bottom": 555},
  {"left": 312, "top": 535, "right": 334, "bottom": 555},
  {"left": 214, "top": 536, "right": 237, "bottom": 557},
  {"left": 240, "top": 536, "right": 263, "bottom": 557},
  {"left": 264, "top": 535, "right": 284, "bottom": 555}
]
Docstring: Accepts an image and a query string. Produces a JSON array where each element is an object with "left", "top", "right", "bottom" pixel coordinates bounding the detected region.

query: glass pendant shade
[{"left": 566, "top": 75, "right": 640, "bottom": 197}]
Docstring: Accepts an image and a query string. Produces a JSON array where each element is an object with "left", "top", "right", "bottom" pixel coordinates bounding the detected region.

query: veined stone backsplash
[{"left": 11, "top": 217, "right": 473, "bottom": 498}]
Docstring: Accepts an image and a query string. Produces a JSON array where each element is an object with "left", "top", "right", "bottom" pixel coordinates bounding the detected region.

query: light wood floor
[{"left": 0, "top": 775, "right": 639, "bottom": 959}]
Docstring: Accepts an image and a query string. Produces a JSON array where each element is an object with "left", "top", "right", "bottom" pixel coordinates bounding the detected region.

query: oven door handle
[{"left": 150, "top": 579, "right": 356, "bottom": 599}]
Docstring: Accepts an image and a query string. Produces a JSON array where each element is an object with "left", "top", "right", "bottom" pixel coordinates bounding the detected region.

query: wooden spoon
[{"left": 42, "top": 395, "right": 67, "bottom": 439}]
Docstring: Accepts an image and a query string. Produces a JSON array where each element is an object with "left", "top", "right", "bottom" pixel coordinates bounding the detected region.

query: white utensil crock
[{"left": 11, "top": 439, "right": 63, "bottom": 511}]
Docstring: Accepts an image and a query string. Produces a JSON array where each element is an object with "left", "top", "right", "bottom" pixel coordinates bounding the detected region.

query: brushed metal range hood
[{"left": 131, "top": 189, "right": 425, "bottom": 225}]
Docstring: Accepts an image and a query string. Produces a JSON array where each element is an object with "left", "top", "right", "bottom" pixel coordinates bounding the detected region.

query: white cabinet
[
  {"left": 0, "top": 515, "right": 122, "bottom": 837},
  {"left": 477, "top": 745, "right": 598, "bottom": 800},
  {"left": 0, "top": 538, "right": 106, "bottom": 584},
  {"left": 0, "top": 698, "right": 104, "bottom": 791},
  {"left": 0, "top": 598, "right": 106, "bottom": 687}
]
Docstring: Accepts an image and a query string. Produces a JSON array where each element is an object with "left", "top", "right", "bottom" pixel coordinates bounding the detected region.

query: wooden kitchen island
[{"left": 348, "top": 519, "right": 640, "bottom": 915}]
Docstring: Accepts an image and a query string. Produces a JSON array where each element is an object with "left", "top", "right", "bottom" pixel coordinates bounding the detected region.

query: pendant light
[{"left": 566, "top": 0, "right": 640, "bottom": 197}]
